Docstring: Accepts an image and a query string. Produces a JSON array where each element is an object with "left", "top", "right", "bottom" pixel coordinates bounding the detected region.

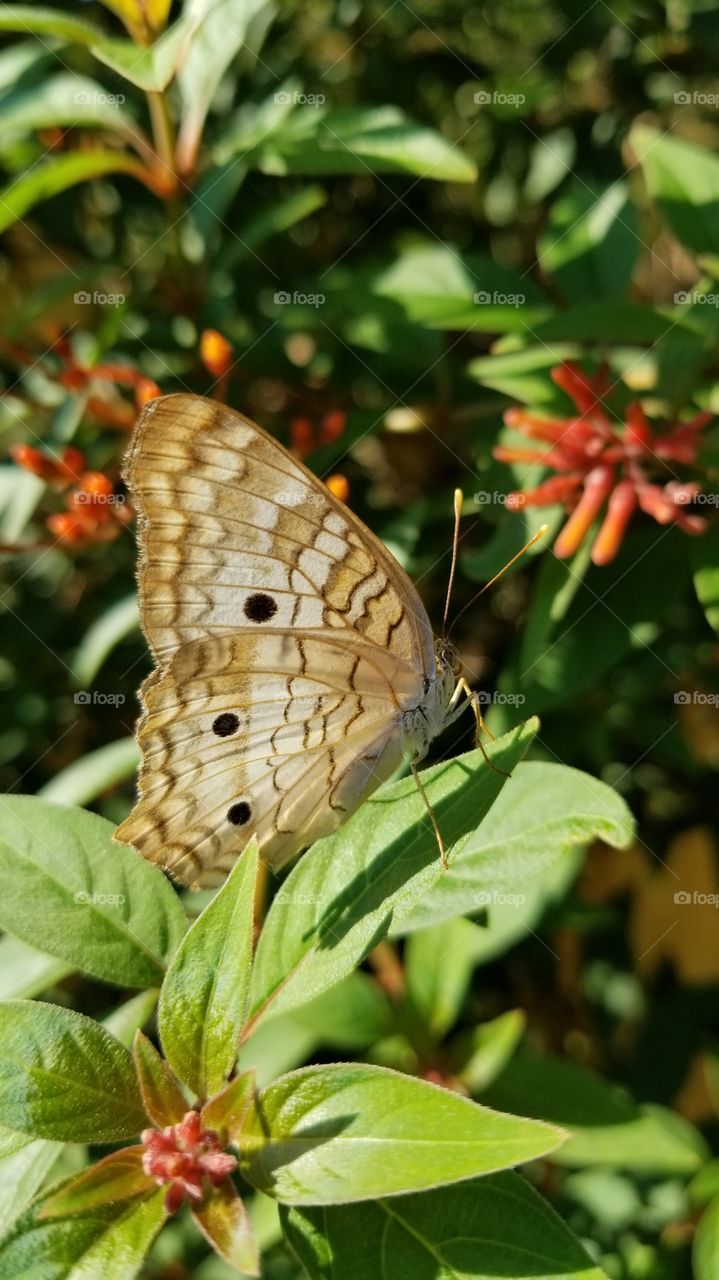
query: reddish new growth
[
  {"left": 495, "top": 362, "right": 712, "bottom": 565},
  {"left": 142, "top": 1109, "right": 237, "bottom": 1215}
]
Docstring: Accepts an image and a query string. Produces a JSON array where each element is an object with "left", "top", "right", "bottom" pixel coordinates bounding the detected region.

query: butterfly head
[{"left": 436, "top": 639, "right": 462, "bottom": 679}]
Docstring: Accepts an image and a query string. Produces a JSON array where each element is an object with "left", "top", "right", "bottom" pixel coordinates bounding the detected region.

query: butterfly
[{"left": 115, "top": 394, "right": 476, "bottom": 887}]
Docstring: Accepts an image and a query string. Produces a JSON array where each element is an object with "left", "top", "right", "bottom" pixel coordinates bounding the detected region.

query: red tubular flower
[
  {"left": 142, "top": 1110, "right": 237, "bottom": 1215},
  {"left": 495, "top": 361, "right": 712, "bottom": 565}
]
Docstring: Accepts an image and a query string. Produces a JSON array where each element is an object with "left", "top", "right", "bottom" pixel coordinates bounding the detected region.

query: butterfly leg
[
  {"left": 449, "top": 677, "right": 510, "bottom": 778},
  {"left": 411, "top": 761, "right": 448, "bottom": 870}
]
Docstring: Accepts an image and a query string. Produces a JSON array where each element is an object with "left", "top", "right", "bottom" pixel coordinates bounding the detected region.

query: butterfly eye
[
  {"left": 244, "top": 592, "right": 277, "bottom": 623},
  {"left": 212, "top": 712, "right": 240, "bottom": 737},
  {"left": 227, "top": 801, "right": 252, "bottom": 826}
]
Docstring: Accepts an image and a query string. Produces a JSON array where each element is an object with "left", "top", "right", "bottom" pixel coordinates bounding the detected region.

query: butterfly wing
[
  {"left": 116, "top": 631, "right": 418, "bottom": 885},
  {"left": 126, "top": 393, "right": 435, "bottom": 675}
]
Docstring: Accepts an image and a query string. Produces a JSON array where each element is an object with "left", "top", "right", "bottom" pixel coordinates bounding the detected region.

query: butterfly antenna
[
  {"left": 448, "top": 523, "right": 549, "bottom": 638},
  {"left": 442, "top": 489, "right": 464, "bottom": 636}
]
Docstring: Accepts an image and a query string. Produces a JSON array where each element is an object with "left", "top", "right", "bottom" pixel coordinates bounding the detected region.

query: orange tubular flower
[
  {"left": 495, "top": 362, "right": 712, "bottom": 565},
  {"left": 200, "top": 329, "right": 233, "bottom": 379}
]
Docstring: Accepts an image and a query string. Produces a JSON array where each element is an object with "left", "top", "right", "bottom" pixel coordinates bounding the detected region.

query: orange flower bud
[
  {"left": 78, "top": 471, "right": 114, "bottom": 498},
  {"left": 47, "top": 512, "right": 91, "bottom": 544},
  {"left": 320, "top": 410, "right": 346, "bottom": 443},
  {"left": 591, "top": 480, "right": 637, "bottom": 565},
  {"left": 200, "top": 329, "right": 233, "bottom": 378},
  {"left": 326, "top": 474, "right": 349, "bottom": 503},
  {"left": 135, "top": 377, "right": 163, "bottom": 408},
  {"left": 11, "top": 444, "right": 56, "bottom": 480},
  {"left": 554, "top": 464, "right": 615, "bottom": 559},
  {"left": 290, "top": 417, "right": 315, "bottom": 456},
  {"left": 57, "top": 447, "right": 86, "bottom": 485}
]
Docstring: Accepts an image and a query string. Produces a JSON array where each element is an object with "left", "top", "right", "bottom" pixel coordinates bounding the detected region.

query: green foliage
[{"left": 1, "top": 0, "right": 718, "bottom": 1275}]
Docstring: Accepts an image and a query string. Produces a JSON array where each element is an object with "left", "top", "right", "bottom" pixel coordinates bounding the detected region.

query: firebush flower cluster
[
  {"left": 142, "top": 1110, "right": 238, "bottom": 1215},
  {"left": 11, "top": 446, "right": 133, "bottom": 545},
  {"left": 495, "top": 362, "right": 712, "bottom": 565}
]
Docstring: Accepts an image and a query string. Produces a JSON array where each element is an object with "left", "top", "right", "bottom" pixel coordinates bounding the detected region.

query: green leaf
[
  {"left": 101, "top": 991, "right": 158, "bottom": 1052},
  {"left": 455, "top": 1010, "right": 527, "bottom": 1094},
  {"left": 40, "top": 1148, "right": 152, "bottom": 1217},
  {"left": 133, "top": 1031, "right": 187, "bottom": 1128},
  {"left": 695, "top": 1198, "right": 719, "bottom": 1280},
  {"left": 159, "top": 841, "right": 258, "bottom": 1098},
  {"left": 38, "top": 738, "right": 139, "bottom": 807},
  {"left": 0, "top": 1138, "right": 62, "bottom": 1239},
  {"left": 250, "top": 106, "right": 477, "bottom": 182},
  {"left": 176, "top": 0, "right": 273, "bottom": 173},
  {"left": 0, "top": 1186, "right": 166, "bottom": 1279},
  {"left": 248, "top": 723, "right": 536, "bottom": 1025},
  {"left": 398, "top": 761, "right": 633, "bottom": 933},
  {"left": 692, "top": 527, "right": 719, "bottom": 635},
  {"left": 483, "top": 1051, "right": 707, "bottom": 1173},
  {"left": 0, "top": 796, "right": 185, "bottom": 989},
  {"left": 71, "top": 594, "right": 140, "bottom": 686},
  {"left": 241, "top": 1063, "right": 565, "bottom": 1204},
  {"left": 0, "top": 73, "right": 142, "bottom": 140},
  {"left": 0, "top": 6, "right": 104, "bottom": 45},
  {"left": 405, "top": 918, "right": 490, "bottom": 1037},
  {"left": 371, "top": 243, "right": 548, "bottom": 332},
  {"left": 201, "top": 1070, "right": 256, "bottom": 1143},
  {"left": 192, "top": 1180, "right": 260, "bottom": 1276},
  {"left": 282, "top": 1171, "right": 607, "bottom": 1279},
  {"left": 537, "top": 182, "right": 639, "bottom": 301},
  {"left": 630, "top": 124, "right": 719, "bottom": 257},
  {"left": 0, "top": 150, "right": 147, "bottom": 234},
  {"left": 0, "top": 935, "right": 73, "bottom": 1000},
  {"left": 0, "top": 1000, "right": 146, "bottom": 1142}
]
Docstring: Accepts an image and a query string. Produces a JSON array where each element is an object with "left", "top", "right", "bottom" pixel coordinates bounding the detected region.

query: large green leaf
[
  {"left": 405, "top": 918, "right": 491, "bottom": 1037},
  {"left": 282, "top": 1171, "right": 608, "bottom": 1279},
  {"left": 248, "top": 722, "right": 536, "bottom": 1026},
  {"left": 0, "top": 150, "right": 146, "bottom": 234},
  {"left": 0, "top": 797, "right": 185, "bottom": 989},
  {"left": 397, "top": 761, "right": 633, "bottom": 933},
  {"left": 0, "top": 1186, "right": 166, "bottom": 1279},
  {"left": 630, "top": 124, "right": 719, "bottom": 257},
  {"left": 483, "top": 1051, "right": 707, "bottom": 1174},
  {"left": 0, "top": 1000, "right": 146, "bottom": 1142},
  {"left": 0, "top": 73, "right": 142, "bottom": 139},
  {"left": 0, "top": 936, "right": 72, "bottom": 1000},
  {"left": 159, "top": 841, "right": 258, "bottom": 1098},
  {"left": 247, "top": 106, "right": 477, "bottom": 181},
  {"left": 241, "top": 1064, "right": 565, "bottom": 1204},
  {"left": 537, "top": 182, "right": 639, "bottom": 302}
]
